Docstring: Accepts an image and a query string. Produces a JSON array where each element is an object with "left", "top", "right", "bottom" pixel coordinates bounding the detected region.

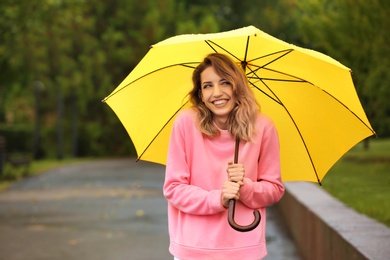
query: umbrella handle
[
  {"left": 228, "top": 199, "right": 261, "bottom": 232},
  {"left": 227, "top": 139, "right": 261, "bottom": 232}
]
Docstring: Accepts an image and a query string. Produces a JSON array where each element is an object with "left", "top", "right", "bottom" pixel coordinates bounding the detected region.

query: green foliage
[
  {"left": 0, "top": 163, "right": 30, "bottom": 181},
  {"left": 0, "top": 0, "right": 388, "bottom": 158},
  {"left": 322, "top": 138, "right": 390, "bottom": 227}
]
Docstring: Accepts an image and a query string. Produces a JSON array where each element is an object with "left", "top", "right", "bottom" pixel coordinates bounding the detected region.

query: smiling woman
[{"left": 163, "top": 53, "right": 285, "bottom": 260}]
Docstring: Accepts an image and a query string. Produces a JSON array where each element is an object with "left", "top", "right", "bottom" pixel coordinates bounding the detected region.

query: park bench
[
  {"left": 7, "top": 153, "right": 31, "bottom": 171},
  {"left": 0, "top": 136, "right": 31, "bottom": 176}
]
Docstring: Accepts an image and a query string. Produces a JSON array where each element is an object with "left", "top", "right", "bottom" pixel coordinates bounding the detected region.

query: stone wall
[{"left": 276, "top": 182, "right": 390, "bottom": 260}]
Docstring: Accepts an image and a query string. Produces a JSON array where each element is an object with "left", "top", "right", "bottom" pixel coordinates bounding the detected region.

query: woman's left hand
[{"left": 226, "top": 161, "right": 245, "bottom": 186}]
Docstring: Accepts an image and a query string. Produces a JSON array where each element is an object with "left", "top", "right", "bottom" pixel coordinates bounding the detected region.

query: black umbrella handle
[{"left": 227, "top": 139, "right": 261, "bottom": 232}]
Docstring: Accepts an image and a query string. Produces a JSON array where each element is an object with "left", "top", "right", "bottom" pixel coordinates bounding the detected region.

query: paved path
[{"left": 0, "top": 159, "right": 300, "bottom": 260}]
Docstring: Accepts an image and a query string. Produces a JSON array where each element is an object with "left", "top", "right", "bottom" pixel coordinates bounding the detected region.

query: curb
[{"left": 276, "top": 182, "right": 390, "bottom": 260}]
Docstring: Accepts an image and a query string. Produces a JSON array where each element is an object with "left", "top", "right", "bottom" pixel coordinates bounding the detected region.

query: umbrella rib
[
  {"left": 242, "top": 36, "right": 250, "bottom": 69},
  {"left": 244, "top": 36, "right": 250, "bottom": 62},
  {"left": 248, "top": 77, "right": 305, "bottom": 83},
  {"left": 104, "top": 63, "right": 199, "bottom": 101},
  {"left": 248, "top": 49, "right": 294, "bottom": 68},
  {"left": 322, "top": 90, "right": 376, "bottom": 136},
  {"left": 205, "top": 40, "right": 241, "bottom": 62},
  {"left": 246, "top": 65, "right": 282, "bottom": 104},
  {"left": 249, "top": 66, "right": 309, "bottom": 84},
  {"left": 205, "top": 40, "right": 218, "bottom": 53},
  {"left": 136, "top": 101, "right": 190, "bottom": 162},
  {"left": 246, "top": 49, "right": 312, "bottom": 84},
  {"left": 248, "top": 80, "right": 281, "bottom": 105},
  {"left": 245, "top": 65, "right": 308, "bottom": 103}
]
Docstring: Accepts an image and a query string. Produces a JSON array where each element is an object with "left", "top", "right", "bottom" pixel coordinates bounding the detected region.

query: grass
[
  {"left": 322, "top": 138, "right": 390, "bottom": 227},
  {"left": 29, "top": 157, "right": 95, "bottom": 175}
]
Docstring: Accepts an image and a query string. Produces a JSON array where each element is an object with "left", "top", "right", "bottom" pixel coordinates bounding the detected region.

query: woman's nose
[{"left": 213, "top": 85, "right": 223, "bottom": 96}]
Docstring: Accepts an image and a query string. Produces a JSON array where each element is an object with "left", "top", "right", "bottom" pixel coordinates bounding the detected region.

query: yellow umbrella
[{"left": 103, "top": 25, "right": 375, "bottom": 185}]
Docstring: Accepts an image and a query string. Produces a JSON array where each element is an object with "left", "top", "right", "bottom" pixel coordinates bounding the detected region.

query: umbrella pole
[{"left": 228, "top": 139, "right": 261, "bottom": 232}]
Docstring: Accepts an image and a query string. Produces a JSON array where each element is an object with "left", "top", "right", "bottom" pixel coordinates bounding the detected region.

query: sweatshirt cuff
[
  {"left": 210, "top": 190, "right": 227, "bottom": 212},
  {"left": 239, "top": 178, "right": 254, "bottom": 202}
]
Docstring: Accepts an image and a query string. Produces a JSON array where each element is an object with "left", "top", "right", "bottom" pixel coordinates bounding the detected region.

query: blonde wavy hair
[{"left": 189, "top": 53, "right": 260, "bottom": 142}]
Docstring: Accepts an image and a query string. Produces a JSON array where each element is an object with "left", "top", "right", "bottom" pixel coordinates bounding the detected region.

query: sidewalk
[{"left": 0, "top": 159, "right": 300, "bottom": 260}]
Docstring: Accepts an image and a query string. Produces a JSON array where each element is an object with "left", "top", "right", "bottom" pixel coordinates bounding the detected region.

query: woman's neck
[{"left": 214, "top": 118, "right": 228, "bottom": 130}]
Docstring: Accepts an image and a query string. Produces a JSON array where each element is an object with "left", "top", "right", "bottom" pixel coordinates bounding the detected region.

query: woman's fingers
[
  {"left": 222, "top": 162, "right": 245, "bottom": 207},
  {"left": 221, "top": 181, "right": 241, "bottom": 207},
  {"left": 226, "top": 162, "right": 245, "bottom": 184}
]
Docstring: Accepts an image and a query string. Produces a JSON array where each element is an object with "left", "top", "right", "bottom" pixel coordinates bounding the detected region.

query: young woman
[{"left": 163, "top": 53, "right": 285, "bottom": 260}]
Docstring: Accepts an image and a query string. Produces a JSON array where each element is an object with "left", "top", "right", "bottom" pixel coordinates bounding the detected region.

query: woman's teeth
[{"left": 213, "top": 100, "right": 227, "bottom": 105}]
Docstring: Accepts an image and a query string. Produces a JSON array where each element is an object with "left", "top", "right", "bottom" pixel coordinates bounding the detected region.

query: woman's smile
[{"left": 213, "top": 99, "right": 228, "bottom": 106}]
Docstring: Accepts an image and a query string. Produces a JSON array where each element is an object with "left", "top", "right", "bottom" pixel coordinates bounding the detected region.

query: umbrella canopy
[{"left": 103, "top": 25, "right": 375, "bottom": 184}]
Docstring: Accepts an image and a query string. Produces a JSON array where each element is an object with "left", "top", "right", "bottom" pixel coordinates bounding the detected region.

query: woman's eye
[
  {"left": 222, "top": 81, "right": 231, "bottom": 85},
  {"left": 202, "top": 84, "right": 212, "bottom": 89}
]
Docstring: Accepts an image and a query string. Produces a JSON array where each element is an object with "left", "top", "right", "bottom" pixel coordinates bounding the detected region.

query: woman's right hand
[{"left": 221, "top": 181, "right": 241, "bottom": 208}]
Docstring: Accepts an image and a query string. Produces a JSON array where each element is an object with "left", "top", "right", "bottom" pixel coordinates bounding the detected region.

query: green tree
[{"left": 173, "top": 0, "right": 302, "bottom": 44}]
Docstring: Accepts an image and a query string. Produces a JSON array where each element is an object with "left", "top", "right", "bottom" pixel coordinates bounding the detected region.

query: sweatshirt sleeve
[
  {"left": 163, "top": 114, "right": 226, "bottom": 215},
  {"left": 239, "top": 119, "right": 285, "bottom": 209}
]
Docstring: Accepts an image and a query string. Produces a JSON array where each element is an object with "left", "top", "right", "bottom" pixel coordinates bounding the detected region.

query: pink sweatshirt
[{"left": 163, "top": 109, "right": 284, "bottom": 260}]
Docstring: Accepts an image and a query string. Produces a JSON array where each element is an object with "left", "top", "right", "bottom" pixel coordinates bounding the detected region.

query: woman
[{"left": 163, "top": 53, "right": 285, "bottom": 260}]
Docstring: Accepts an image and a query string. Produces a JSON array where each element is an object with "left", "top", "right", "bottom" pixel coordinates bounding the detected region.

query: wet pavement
[{"left": 0, "top": 159, "right": 300, "bottom": 260}]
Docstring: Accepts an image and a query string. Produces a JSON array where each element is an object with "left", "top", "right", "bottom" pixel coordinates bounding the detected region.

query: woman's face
[{"left": 200, "top": 66, "right": 236, "bottom": 129}]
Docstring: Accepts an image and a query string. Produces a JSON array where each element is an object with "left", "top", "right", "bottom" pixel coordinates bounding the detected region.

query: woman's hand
[
  {"left": 221, "top": 161, "right": 246, "bottom": 208},
  {"left": 226, "top": 161, "right": 245, "bottom": 186},
  {"left": 221, "top": 181, "right": 240, "bottom": 208}
]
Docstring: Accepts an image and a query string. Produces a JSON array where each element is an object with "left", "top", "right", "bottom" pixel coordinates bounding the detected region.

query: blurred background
[{"left": 0, "top": 0, "right": 389, "bottom": 162}]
